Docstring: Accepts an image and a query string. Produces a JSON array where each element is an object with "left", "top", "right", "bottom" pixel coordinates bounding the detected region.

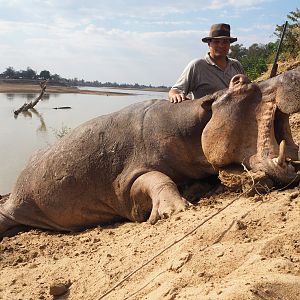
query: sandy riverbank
[
  {"left": 1, "top": 72, "right": 299, "bottom": 300},
  {"left": 0, "top": 82, "right": 134, "bottom": 96},
  {"left": 0, "top": 81, "right": 167, "bottom": 96},
  {"left": 0, "top": 112, "right": 300, "bottom": 300}
]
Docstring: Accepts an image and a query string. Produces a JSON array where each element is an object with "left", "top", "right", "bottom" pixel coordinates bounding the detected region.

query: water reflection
[
  {"left": 5, "top": 92, "right": 52, "bottom": 101},
  {"left": 41, "top": 94, "right": 50, "bottom": 101},
  {"left": 25, "top": 94, "right": 37, "bottom": 101},
  {"left": 19, "top": 108, "right": 47, "bottom": 132},
  {"left": 6, "top": 93, "right": 16, "bottom": 101},
  {"left": 0, "top": 89, "right": 168, "bottom": 194}
]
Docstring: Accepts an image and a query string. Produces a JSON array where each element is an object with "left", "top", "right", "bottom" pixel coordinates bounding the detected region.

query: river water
[{"left": 0, "top": 88, "right": 168, "bottom": 195}]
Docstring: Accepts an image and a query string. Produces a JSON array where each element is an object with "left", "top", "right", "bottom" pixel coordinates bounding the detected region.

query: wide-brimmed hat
[{"left": 202, "top": 23, "right": 237, "bottom": 43}]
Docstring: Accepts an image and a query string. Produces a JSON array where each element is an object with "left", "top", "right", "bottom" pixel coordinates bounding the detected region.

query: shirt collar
[{"left": 205, "top": 53, "right": 229, "bottom": 66}]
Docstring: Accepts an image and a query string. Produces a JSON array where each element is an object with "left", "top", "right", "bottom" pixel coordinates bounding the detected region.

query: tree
[
  {"left": 20, "top": 67, "right": 37, "bottom": 79},
  {"left": 229, "top": 44, "right": 247, "bottom": 61},
  {"left": 230, "top": 42, "right": 275, "bottom": 80},
  {"left": 275, "top": 8, "right": 300, "bottom": 58},
  {"left": 2, "top": 66, "right": 16, "bottom": 78},
  {"left": 227, "top": 10, "right": 300, "bottom": 81},
  {"left": 240, "top": 55, "right": 268, "bottom": 81},
  {"left": 39, "top": 70, "right": 51, "bottom": 80},
  {"left": 51, "top": 73, "right": 61, "bottom": 81}
]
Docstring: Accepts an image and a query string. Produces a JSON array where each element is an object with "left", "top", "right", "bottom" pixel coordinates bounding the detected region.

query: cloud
[
  {"left": 0, "top": 0, "right": 271, "bottom": 21},
  {"left": 0, "top": 15, "right": 206, "bottom": 85},
  {"left": 239, "top": 23, "right": 275, "bottom": 33},
  {"left": 208, "top": 0, "right": 269, "bottom": 9},
  {"left": 0, "top": 0, "right": 293, "bottom": 85}
]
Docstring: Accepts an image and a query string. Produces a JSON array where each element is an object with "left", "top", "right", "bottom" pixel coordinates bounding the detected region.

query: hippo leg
[{"left": 130, "top": 171, "right": 190, "bottom": 224}]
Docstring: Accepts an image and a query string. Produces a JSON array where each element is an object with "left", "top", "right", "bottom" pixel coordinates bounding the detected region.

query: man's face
[{"left": 208, "top": 38, "right": 230, "bottom": 59}]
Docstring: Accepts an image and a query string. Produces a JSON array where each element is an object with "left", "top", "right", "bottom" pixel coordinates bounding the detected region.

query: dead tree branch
[{"left": 14, "top": 80, "right": 48, "bottom": 116}]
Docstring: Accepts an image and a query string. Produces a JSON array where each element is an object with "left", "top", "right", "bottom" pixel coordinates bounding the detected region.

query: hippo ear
[{"left": 200, "top": 91, "right": 222, "bottom": 111}]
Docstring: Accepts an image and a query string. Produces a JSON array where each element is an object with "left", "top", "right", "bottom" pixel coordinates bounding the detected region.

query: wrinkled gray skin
[{"left": 1, "top": 67, "right": 300, "bottom": 237}]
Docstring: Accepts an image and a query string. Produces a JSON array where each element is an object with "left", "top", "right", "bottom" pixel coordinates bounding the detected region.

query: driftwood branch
[{"left": 14, "top": 80, "right": 48, "bottom": 116}]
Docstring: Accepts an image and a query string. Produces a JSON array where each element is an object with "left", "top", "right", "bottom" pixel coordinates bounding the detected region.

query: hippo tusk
[
  {"left": 277, "top": 140, "right": 286, "bottom": 166},
  {"left": 290, "top": 160, "right": 300, "bottom": 165}
]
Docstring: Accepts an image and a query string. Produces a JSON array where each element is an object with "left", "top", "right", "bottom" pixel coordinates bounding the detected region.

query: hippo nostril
[
  {"left": 232, "top": 76, "right": 240, "bottom": 84},
  {"left": 230, "top": 74, "right": 251, "bottom": 88}
]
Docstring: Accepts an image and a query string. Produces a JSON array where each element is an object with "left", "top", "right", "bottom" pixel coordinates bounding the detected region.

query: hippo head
[{"left": 202, "top": 67, "right": 300, "bottom": 184}]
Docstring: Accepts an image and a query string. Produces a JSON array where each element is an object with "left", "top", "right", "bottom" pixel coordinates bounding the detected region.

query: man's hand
[{"left": 168, "top": 89, "right": 191, "bottom": 103}]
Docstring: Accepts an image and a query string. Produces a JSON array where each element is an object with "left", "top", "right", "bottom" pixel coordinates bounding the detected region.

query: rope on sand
[{"left": 97, "top": 187, "right": 255, "bottom": 300}]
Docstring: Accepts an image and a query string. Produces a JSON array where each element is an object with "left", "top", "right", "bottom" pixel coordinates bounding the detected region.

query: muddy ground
[{"left": 0, "top": 114, "right": 299, "bottom": 299}]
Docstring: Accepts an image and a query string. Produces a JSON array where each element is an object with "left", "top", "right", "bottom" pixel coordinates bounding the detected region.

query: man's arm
[
  {"left": 169, "top": 59, "right": 198, "bottom": 103},
  {"left": 168, "top": 88, "right": 190, "bottom": 103}
]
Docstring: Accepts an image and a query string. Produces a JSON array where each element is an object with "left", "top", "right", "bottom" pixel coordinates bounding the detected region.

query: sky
[{"left": 0, "top": 1, "right": 298, "bottom": 86}]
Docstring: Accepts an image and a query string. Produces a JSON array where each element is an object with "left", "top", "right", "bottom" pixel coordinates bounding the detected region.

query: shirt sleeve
[{"left": 171, "top": 60, "right": 198, "bottom": 94}]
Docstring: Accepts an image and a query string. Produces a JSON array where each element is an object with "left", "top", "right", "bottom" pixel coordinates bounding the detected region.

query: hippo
[{"left": 1, "top": 67, "right": 300, "bottom": 237}]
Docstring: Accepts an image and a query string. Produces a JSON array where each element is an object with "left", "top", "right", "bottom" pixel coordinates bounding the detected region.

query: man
[{"left": 169, "top": 23, "right": 245, "bottom": 103}]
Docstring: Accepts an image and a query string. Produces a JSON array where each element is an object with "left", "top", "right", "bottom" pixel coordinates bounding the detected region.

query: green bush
[{"left": 229, "top": 8, "right": 299, "bottom": 80}]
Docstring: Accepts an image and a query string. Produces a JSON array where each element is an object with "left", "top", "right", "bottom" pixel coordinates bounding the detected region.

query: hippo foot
[
  {"left": 130, "top": 171, "right": 191, "bottom": 225},
  {"left": 149, "top": 195, "right": 190, "bottom": 225}
]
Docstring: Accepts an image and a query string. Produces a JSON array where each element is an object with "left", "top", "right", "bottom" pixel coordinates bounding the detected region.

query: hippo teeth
[
  {"left": 271, "top": 140, "right": 300, "bottom": 174},
  {"left": 277, "top": 140, "right": 286, "bottom": 166},
  {"left": 275, "top": 141, "right": 300, "bottom": 169}
]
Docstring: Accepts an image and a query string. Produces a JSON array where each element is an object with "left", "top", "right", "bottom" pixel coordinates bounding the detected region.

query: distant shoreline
[
  {"left": 0, "top": 79, "right": 169, "bottom": 95},
  {"left": 0, "top": 82, "right": 133, "bottom": 96}
]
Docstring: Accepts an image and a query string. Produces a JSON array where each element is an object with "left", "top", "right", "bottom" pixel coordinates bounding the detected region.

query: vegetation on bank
[
  {"left": 229, "top": 8, "right": 300, "bottom": 80},
  {"left": 0, "top": 67, "right": 168, "bottom": 89},
  {"left": 0, "top": 9, "right": 299, "bottom": 85}
]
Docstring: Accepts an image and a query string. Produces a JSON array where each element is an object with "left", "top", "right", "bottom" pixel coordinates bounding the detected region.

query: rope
[{"left": 97, "top": 189, "right": 251, "bottom": 300}]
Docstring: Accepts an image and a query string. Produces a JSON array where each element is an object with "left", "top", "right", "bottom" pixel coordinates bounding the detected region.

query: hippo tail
[{"left": 0, "top": 206, "right": 27, "bottom": 239}]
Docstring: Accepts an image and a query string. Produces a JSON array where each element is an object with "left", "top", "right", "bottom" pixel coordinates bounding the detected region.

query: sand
[
  {"left": 0, "top": 82, "right": 133, "bottom": 96},
  {"left": 0, "top": 80, "right": 169, "bottom": 95},
  {"left": 0, "top": 91, "right": 299, "bottom": 300},
  {"left": 0, "top": 184, "right": 299, "bottom": 300}
]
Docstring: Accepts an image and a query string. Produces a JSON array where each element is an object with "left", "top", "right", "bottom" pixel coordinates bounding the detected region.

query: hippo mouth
[
  {"left": 202, "top": 69, "right": 300, "bottom": 185},
  {"left": 253, "top": 104, "right": 300, "bottom": 184}
]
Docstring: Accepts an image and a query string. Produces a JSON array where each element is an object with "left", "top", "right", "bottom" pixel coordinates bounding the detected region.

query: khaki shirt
[{"left": 172, "top": 54, "right": 245, "bottom": 99}]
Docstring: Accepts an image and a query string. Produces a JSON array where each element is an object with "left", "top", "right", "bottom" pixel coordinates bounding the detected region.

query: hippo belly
[{"left": 0, "top": 98, "right": 215, "bottom": 235}]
